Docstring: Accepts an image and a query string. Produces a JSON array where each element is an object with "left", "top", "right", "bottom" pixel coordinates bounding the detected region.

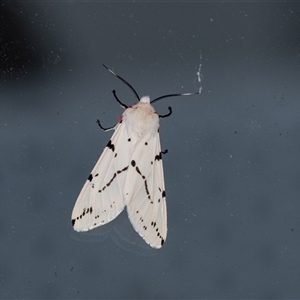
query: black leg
[
  {"left": 96, "top": 119, "right": 115, "bottom": 132},
  {"left": 159, "top": 106, "right": 172, "bottom": 119}
]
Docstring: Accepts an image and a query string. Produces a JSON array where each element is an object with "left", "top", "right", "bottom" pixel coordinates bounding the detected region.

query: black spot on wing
[
  {"left": 106, "top": 140, "right": 115, "bottom": 152},
  {"left": 144, "top": 180, "right": 150, "bottom": 199},
  {"left": 88, "top": 174, "right": 93, "bottom": 182},
  {"left": 117, "top": 166, "right": 129, "bottom": 174},
  {"left": 106, "top": 173, "right": 117, "bottom": 187},
  {"left": 97, "top": 165, "right": 129, "bottom": 194},
  {"left": 155, "top": 153, "right": 162, "bottom": 161},
  {"left": 135, "top": 166, "right": 142, "bottom": 177},
  {"left": 131, "top": 162, "right": 152, "bottom": 201},
  {"left": 72, "top": 206, "right": 93, "bottom": 226}
]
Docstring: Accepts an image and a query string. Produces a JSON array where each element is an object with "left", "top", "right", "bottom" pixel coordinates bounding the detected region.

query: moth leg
[
  {"left": 96, "top": 119, "right": 116, "bottom": 132},
  {"left": 159, "top": 106, "right": 172, "bottom": 119}
]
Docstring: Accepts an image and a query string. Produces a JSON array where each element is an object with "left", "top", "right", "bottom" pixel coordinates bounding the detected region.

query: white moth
[{"left": 71, "top": 65, "right": 198, "bottom": 249}]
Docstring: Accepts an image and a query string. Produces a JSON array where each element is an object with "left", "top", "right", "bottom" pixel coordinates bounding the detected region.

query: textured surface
[{"left": 1, "top": 2, "right": 300, "bottom": 298}]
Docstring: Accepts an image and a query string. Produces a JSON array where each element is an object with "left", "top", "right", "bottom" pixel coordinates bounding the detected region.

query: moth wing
[
  {"left": 124, "top": 133, "right": 167, "bottom": 248},
  {"left": 72, "top": 122, "right": 133, "bottom": 231}
]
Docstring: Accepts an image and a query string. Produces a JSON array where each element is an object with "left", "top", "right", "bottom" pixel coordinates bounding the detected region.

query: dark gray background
[{"left": 1, "top": 1, "right": 300, "bottom": 299}]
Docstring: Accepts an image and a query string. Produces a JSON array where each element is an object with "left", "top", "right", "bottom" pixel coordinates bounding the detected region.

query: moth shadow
[{"left": 70, "top": 210, "right": 158, "bottom": 257}]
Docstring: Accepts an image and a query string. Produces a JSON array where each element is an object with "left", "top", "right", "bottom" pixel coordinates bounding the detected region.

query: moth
[{"left": 71, "top": 65, "right": 198, "bottom": 248}]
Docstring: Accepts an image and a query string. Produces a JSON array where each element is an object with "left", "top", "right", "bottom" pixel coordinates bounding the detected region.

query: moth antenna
[
  {"left": 103, "top": 64, "right": 140, "bottom": 101},
  {"left": 112, "top": 90, "right": 128, "bottom": 109},
  {"left": 151, "top": 92, "right": 199, "bottom": 104}
]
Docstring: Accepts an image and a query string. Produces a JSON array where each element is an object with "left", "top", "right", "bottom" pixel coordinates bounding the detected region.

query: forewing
[
  {"left": 72, "top": 123, "right": 133, "bottom": 231},
  {"left": 124, "top": 133, "right": 167, "bottom": 248}
]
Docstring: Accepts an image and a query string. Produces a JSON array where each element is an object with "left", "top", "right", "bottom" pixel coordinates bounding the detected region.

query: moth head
[{"left": 140, "top": 96, "right": 150, "bottom": 104}]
